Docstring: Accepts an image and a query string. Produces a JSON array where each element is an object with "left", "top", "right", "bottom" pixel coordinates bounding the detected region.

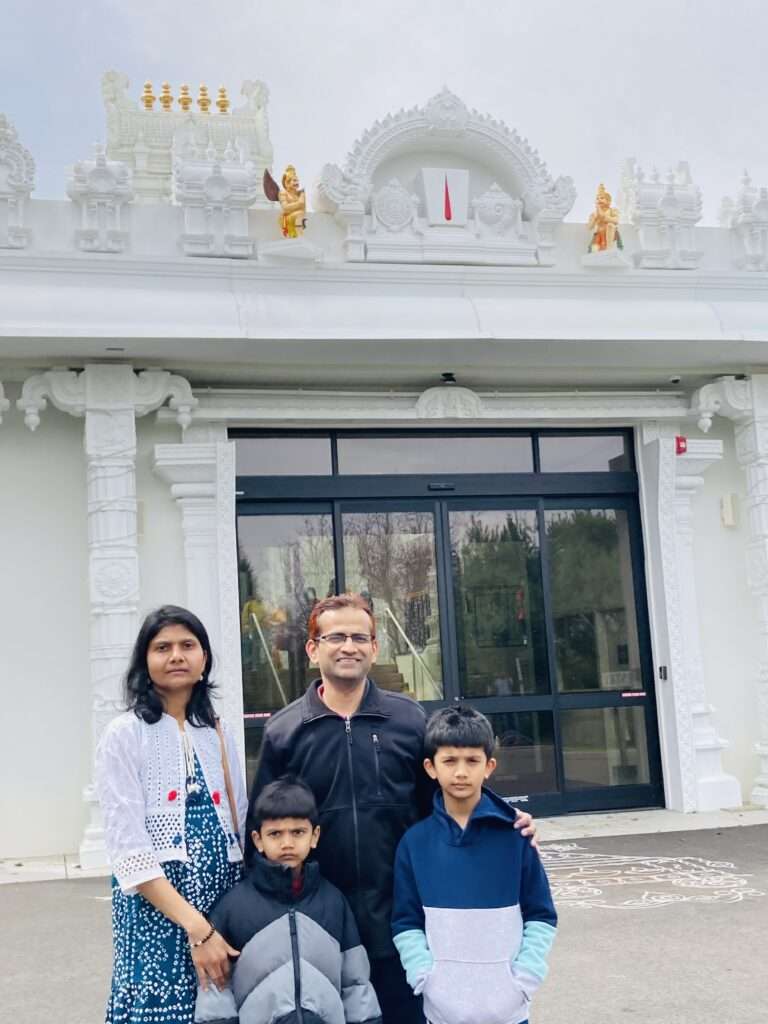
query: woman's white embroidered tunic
[{"left": 95, "top": 712, "right": 247, "bottom": 893}]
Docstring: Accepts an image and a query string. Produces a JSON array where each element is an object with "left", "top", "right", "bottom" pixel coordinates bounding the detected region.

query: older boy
[
  {"left": 195, "top": 775, "right": 381, "bottom": 1024},
  {"left": 392, "top": 706, "right": 557, "bottom": 1024}
]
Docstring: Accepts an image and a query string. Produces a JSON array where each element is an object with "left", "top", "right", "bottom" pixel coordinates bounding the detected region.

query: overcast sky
[{"left": 2, "top": 0, "right": 766, "bottom": 224}]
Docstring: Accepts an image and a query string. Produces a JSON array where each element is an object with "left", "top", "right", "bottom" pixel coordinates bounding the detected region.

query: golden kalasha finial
[
  {"left": 159, "top": 82, "right": 174, "bottom": 112},
  {"left": 197, "top": 84, "right": 211, "bottom": 113},
  {"left": 216, "top": 86, "right": 230, "bottom": 115},
  {"left": 178, "top": 84, "right": 192, "bottom": 112},
  {"left": 141, "top": 81, "right": 156, "bottom": 111},
  {"left": 587, "top": 182, "right": 622, "bottom": 253}
]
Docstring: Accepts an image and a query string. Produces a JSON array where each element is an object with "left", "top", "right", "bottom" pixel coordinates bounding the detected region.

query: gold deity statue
[
  {"left": 588, "top": 183, "right": 622, "bottom": 252},
  {"left": 263, "top": 165, "right": 307, "bottom": 238}
]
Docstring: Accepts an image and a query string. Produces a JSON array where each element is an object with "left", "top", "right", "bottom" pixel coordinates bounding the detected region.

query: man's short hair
[
  {"left": 424, "top": 705, "right": 496, "bottom": 760},
  {"left": 307, "top": 592, "right": 376, "bottom": 640},
  {"left": 252, "top": 775, "right": 319, "bottom": 830}
]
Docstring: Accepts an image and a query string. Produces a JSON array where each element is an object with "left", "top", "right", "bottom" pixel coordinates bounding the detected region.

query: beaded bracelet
[{"left": 189, "top": 922, "right": 215, "bottom": 948}]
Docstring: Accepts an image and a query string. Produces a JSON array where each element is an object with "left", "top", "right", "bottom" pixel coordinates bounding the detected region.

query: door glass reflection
[
  {"left": 545, "top": 508, "right": 643, "bottom": 692},
  {"left": 244, "top": 728, "right": 264, "bottom": 791},
  {"left": 538, "top": 434, "right": 630, "bottom": 472},
  {"left": 450, "top": 510, "right": 548, "bottom": 696},
  {"left": 238, "top": 514, "right": 335, "bottom": 713},
  {"left": 485, "top": 711, "right": 556, "bottom": 797},
  {"left": 342, "top": 510, "right": 443, "bottom": 700},
  {"left": 561, "top": 707, "right": 650, "bottom": 788}
]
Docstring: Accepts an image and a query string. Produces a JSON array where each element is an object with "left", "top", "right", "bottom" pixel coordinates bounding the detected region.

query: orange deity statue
[
  {"left": 263, "top": 165, "right": 307, "bottom": 238},
  {"left": 588, "top": 183, "right": 622, "bottom": 252}
]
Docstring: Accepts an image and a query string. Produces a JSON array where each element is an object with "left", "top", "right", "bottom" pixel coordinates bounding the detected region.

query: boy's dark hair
[
  {"left": 252, "top": 775, "right": 320, "bottom": 830},
  {"left": 424, "top": 705, "right": 496, "bottom": 760}
]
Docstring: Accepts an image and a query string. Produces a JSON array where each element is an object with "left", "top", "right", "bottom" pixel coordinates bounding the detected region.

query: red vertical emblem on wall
[
  {"left": 675, "top": 436, "right": 688, "bottom": 455},
  {"left": 444, "top": 175, "right": 452, "bottom": 221}
]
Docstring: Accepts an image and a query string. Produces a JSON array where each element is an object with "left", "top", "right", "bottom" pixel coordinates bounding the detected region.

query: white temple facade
[{"left": 2, "top": 75, "right": 768, "bottom": 862}]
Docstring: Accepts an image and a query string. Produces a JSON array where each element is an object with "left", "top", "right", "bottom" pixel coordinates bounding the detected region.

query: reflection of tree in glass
[
  {"left": 453, "top": 514, "right": 545, "bottom": 696},
  {"left": 345, "top": 512, "right": 434, "bottom": 656},
  {"left": 546, "top": 511, "right": 622, "bottom": 613},
  {"left": 546, "top": 510, "right": 625, "bottom": 692}
]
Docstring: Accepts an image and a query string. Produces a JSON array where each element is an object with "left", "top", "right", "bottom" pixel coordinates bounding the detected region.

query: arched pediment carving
[
  {"left": 318, "top": 89, "right": 574, "bottom": 266},
  {"left": 416, "top": 384, "right": 484, "bottom": 420}
]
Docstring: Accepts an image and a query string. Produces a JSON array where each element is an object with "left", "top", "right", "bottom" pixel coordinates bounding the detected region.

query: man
[{"left": 246, "top": 593, "right": 537, "bottom": 1024}]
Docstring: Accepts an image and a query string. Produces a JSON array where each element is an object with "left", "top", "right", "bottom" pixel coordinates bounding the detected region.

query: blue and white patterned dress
[{"left": 105, "top": 754, "right": 242, "bottom": 1024}]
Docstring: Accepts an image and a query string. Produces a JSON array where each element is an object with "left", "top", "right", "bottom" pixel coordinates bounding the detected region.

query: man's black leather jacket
[{"left": 246, "top": 678, "right": 432, "bottom": 960}]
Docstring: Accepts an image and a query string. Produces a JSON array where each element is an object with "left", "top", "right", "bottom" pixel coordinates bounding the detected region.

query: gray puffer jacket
[{"left": 195, "top": 856, "right": 382, "bottom": 1024}]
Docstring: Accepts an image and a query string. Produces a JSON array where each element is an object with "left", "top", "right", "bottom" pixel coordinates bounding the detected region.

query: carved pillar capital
[
  {"left": 17, "top": 366, "right": 197, "bottom": 431},
  {"left": 690, "top": 375, "right": 752, "bottom": 434}
]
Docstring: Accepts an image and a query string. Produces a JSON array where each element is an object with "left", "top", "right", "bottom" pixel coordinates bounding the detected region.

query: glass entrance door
[
  {"left": 447, "top": 500, "right": 660, "bottom": 812},
  {"left": 235, "top": 429, "right": 663, "bottom": 814}
]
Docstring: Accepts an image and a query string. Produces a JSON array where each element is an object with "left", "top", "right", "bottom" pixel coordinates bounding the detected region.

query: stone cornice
[
  {"left": 2, "top": 250, "right": 768, "bottom": 294},
  {"left": 156, "top": 386, "right": 689, "bottom": 426}
]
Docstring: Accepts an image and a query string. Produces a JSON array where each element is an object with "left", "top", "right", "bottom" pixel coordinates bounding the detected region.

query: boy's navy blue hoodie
[{"left": 392, "top": 787, "right": 557, "bottom": 1024}]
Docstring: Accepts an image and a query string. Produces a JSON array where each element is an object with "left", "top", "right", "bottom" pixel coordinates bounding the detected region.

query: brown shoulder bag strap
[{"left": 215, "top": 718, "right": 243, "bottom": 852}]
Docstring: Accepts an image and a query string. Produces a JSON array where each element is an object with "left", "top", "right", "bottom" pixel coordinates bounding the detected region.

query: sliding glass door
[{"left": 235, "top": 430, "right": 663, "bottom": 813}]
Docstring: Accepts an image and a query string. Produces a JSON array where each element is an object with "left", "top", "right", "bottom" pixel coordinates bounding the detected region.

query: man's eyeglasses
[{"left": 313, "top": 632, "right": 375, "bottom": 646}]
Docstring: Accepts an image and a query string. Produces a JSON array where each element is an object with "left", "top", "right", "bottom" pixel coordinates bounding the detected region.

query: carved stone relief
[
  {"left": 720, "top": 172, "right": 768, "bottom": 271},
  {"left": 371, "top": 179, "right": 420, "bottom": 233},
  {"left": 415, "top": 384, "right": 484, "bottom": 419},
  {"left": 621, "top": 159, "right": 703, "bottom": 269},
  {"left": 318, "top": 89, "right": 575, "bottom": 266},
  {"left": 173, "top": 151, "right": 260, "bottom": 258},
  {"left": 0, "top": 113, "right": 35, "bottom": 249},
  {"left": 67, "top": 144, "right": 133, "bottom": 253},
  {"left": 102, "top": 70, "right": 273, "bottom": 205}
]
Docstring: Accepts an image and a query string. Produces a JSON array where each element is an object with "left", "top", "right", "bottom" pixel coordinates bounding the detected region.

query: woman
[{"left": 96, "top": 605, "right": 248, "bottom": 1023}]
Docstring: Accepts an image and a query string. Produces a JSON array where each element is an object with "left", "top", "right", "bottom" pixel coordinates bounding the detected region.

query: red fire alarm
[{"left": 675, "top": 436, "right": 688, "bottom": 455}]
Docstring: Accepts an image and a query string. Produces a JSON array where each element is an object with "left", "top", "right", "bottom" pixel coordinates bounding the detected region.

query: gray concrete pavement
[
  {"left": 2, "top": 826, "right": 766, "bottom": 1023},
  {"left": 534, "top": 825, "right": 768, "bottom": 1024}
]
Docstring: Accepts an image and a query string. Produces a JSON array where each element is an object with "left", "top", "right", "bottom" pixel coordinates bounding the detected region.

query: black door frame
[{"left": 234, "top": 427, "right": 664, "bottom": 815}]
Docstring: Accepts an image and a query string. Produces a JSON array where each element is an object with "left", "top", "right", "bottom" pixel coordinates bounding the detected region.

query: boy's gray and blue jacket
[
  {"left": 194, "top": 855, "right": 382, "bottom": 1024},
  {"left": 392, "top": 788, "right": 557, "bottom": 1024}
]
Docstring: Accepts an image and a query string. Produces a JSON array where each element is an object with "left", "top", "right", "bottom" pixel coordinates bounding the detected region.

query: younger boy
[
  {"left": 392, "top": 706, "right": 557, "bottom": 1024},
  {"left": 195, "top": 775, "right": 382, "bottom": 1024}
]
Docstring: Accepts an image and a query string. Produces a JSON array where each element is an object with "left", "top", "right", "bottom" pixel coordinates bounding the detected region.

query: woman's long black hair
[{"left": 125, "top": 605, "right": 217, "bottom": 727}]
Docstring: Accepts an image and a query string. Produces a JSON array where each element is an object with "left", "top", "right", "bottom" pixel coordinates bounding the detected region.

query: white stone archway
[{"left": 317, "top": 88, "right": 575, "bottom": 265}]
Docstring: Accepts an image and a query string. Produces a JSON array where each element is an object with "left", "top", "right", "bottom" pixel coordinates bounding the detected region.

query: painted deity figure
[
  {"left": 588, "top": 183, "right": 622, "bottom": 252},
  {"left": 263, "top": 165, "right": 306, "bottom": 238}
]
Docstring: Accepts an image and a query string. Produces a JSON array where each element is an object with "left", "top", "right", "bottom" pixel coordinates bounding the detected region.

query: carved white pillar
[
  {"left": 692, "top": 375, "right": 768, "bottom": 806},
  {"left": 638, "top": 425, "right": 696, "bottom": 810},
  {"left": 153, "top": 431, "right": 245, "bottom": 769},
  {"left": 674, "top": 440, "right": 742, "bottom": 810},
  {"left": 17, "top": 365, "right": 197, "bottom": 865}
]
